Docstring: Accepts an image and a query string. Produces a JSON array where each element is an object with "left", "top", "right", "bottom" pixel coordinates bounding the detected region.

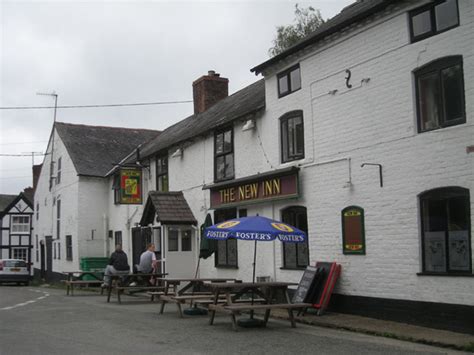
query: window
[
  {"left": 409, "top": 0, "right": 459, "bottom": 43},
  {"left": 35, "top": 235, "right": 39, "bottom": 262},
  {"left": 66, "top": 235, "right": 73, "bottom": 261},
  {"left": 281, "top": 111, "right": 305, "bottom": 163},
  {"left": 56, "top": 199, "right": 61, "bottom": 239},
  {"left": 277, "top": 65, "right": 301, "bottom": 98},
  {"left": 420, "top": 187, "right": 471, "bottom": 274},
  {"left": 415, "top": 56, "right": 465, "bottom": 132},
  {"left": 214, "top": 209, "right": 239, "bottom": 268},
  {"left": 167, "top": 228, "right": 192, "bottom": 252},
  {"left": 281, "top": 206, "right": 309, "bottom": 269},
  {"left": 12, "top": 248, "right": 28, "bottom": 261},
  {"left": 214, "top": 128, "right": 234, "bottom": 182},
  {"left": 53, "top": 243, "right": 56, "bottom": 260},
  {"left": 36, "top": 203, "right": 39, "bottom": 221},
  {"left": 114, "top": 231, "right": 122, "bottom": 247},
  {"left": 156, "top": 155, "right": 169, "bottom": 192},
  {"left": 181, "top": 230, "right": 192, "bottom": 252},
  {"left": 168, "top": 229, "right": 179, "bottom": 251},
  {"left": 56, "top": 157, "right": 62, "bottom": 184},
  {"left": 11, "top": 216, "right": 30, "bottom": 233},
  {"left": 58, "top": 242, "right": 61, "bottom": 260}
]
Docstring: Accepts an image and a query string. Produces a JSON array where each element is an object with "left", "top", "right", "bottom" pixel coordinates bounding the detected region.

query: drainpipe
[{"left": 103, "top": 214, "right": 108, "bottom": 257}]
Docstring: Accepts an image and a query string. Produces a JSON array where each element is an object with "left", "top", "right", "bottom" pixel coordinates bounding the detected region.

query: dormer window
[{"left": 277, "top": 65, "right": 301, "bottom": 98}]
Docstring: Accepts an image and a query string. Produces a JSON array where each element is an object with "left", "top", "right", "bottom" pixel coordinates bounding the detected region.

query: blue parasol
[
  {"left": 205, "top": 215, "right": 307, "bottom": 326},
  {"left": 205, "top": 215, "right": 307, "bottom": 284},
  {"left": 204, "top": 215, "right": 307, "bottom": 244}
]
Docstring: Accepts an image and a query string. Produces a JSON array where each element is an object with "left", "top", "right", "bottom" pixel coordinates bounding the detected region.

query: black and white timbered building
[{"left": 0, "top": 192, "right": 34, "bottom": 270}]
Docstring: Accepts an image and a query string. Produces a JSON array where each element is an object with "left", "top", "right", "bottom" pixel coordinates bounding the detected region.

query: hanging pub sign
[
  {"left": 119, "top": 168, "right": 142, "bottom": 204},
  {"left": 206, "top": 167, "right": 299, "bottom": 209},
  {"left": 341, "top": 206, "right": 366, "bottom": 255}
]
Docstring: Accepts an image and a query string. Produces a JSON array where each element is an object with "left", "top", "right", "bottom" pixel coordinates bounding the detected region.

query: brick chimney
[{"left": 193, "top": 71, "right": 229, "bottom": 114}]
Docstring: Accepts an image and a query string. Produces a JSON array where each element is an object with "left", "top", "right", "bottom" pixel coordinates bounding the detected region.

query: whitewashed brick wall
[{"left": 165, "top": 0, "right": 474, "bottom": 306}]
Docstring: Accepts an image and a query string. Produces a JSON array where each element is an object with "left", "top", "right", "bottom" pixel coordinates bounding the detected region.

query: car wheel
[{"left": 24, "top": 281, "right": 29, "bottom": 286}]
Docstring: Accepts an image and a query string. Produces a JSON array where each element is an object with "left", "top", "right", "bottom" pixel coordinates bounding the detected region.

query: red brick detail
[{"left": 193, "top": 71, "right": 228, "bottom": 114}]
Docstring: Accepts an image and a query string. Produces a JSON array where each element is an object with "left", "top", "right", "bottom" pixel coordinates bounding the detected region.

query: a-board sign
[{"left": 292, "top": 266, "right": 324, "bottom": 303}]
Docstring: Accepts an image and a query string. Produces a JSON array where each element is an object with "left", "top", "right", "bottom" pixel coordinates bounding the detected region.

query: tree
[{"left": 269, "top": 4, "right": 325, "bottom": 57}]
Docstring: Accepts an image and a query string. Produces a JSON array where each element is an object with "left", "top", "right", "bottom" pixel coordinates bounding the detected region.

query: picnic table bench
[
  {"left": 155, "top": 278, "right": 240, "bottom": 317},
  {"left": 61, "top": 271, "right": 104, "bottom": 296},
  {"left": 106, "top": 273, "right": 168, "bottom": 304},
  {"left": 206, "top": 281, "right": 309, "bottom": 331}
]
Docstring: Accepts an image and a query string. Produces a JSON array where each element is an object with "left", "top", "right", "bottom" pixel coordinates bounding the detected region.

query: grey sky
[{"left": 1, "top": 0, "right": 353, "bottom": 194}]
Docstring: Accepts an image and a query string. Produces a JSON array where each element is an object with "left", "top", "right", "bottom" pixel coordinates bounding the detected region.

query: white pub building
[{"left": 34, "top": 0, "right": 473, "bottom": 333}]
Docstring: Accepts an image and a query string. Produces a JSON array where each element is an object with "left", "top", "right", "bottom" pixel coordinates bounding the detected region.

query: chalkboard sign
[{"left": 292, "top": 266, "right": 324, "bottom": 303}]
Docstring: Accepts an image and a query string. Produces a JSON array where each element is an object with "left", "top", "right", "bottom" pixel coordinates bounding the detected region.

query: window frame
[
  {"left": 409, "top": 0, "right": 460, "bottom": 43},
  {"left": 56, "top": 157, "right": 62, "bottom": 184},
  {"left": 214, "top": 127, "right": 235, "bottom": 182},
  {"left": 156, "top": 154, "right": 169, "bottom": 192},
  {"left": 419, "top": 187, "right": 472, "bottom": 275},
  {"left": 214, "top": 208, "right": 240, "bottom": 268},
  {"left": 415, "top": 55, "right": 465, "bottom": 133},
  {"left": 10, "top": 215, "right": 30, "bottom": 234},
  {"left": 12, "top": 247, "right": 28, "bottom": 261},
  {"left": 66, "top": 235, "right": 73, "bottom": 261},
  {"left": 56, "top": 199, "right": 61, "bottom": 240},
  {"left": 277, "top": 64, "right": 301, "bottom": 98},
  {"left": 281, "top": 206, "right": 309, "bottom": 270},
  {"left": 280, "top": 110, "right": 305, "bottom": 163},
  {"left": 114, "top": 231, "right": 122, "bottom": 247}
]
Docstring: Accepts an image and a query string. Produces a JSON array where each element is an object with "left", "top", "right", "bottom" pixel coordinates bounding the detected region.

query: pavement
[
  {"left": 0, "top": 285, "right": 472, "bottom": 355},
  {"left": 269, "top": 309, "right": 474, "bottom": 352}
]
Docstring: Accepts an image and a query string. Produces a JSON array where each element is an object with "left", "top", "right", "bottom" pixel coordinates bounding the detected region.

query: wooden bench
[
  {"left": 61, "top": 280, "right": 104, "bottom": 296},
  {"left": 222, "top": 303, "right": 312, "bottom": 330},
  {"left": 107, "top": 286, "right": 165, "bottom": 304}
]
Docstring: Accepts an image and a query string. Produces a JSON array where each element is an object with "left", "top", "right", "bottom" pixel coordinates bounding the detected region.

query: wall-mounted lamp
[
  {"left": 361, "top": 163, "right": 383, "bottom": 187},
  {"left": 242, "top": 119, "right": 255, "bottom": 131},
  {"left": 171, "top": 148, "right": 183, "bottom": 158}
]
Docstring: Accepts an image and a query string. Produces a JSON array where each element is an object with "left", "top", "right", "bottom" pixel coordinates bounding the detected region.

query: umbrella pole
[{"left": 250, "top": 240, "right": 257, "bottom": 319}]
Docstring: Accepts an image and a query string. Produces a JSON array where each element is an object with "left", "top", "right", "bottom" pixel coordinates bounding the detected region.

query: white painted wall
[
  {"left": 34, "top": 129, "right": 81, "bottom": 273},
  {"left": 148, "top": 0, "right": 474, "bottom": 306}
]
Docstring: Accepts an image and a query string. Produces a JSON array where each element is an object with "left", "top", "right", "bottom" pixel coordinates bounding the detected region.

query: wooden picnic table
[
  {"left": 156, "top": 278, "right": 240, "bottom": 317},
  {"left": 206, "top": 281, "right": 310, "bottom": 331},
  {"left": 106, "top": 273, "right": 168, "bottom": 304},
  {"left": 61, "top": 271, "right": 104, "bottom": 296}
]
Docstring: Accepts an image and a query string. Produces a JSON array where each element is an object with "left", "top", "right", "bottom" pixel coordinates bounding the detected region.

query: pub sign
[
  {"left": 341, "top": 206, "right": 366, "bottom": 255},
  {"left": 209, "top": 169, "right": 299, "bottom": 208},
  {"left": 119, "top": 168, "right": 142, "bottom": 204}
]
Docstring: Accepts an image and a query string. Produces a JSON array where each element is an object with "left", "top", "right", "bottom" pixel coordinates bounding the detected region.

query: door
[
  {"left": 40, "top": 241, "right": 45, "bottom": 279},
  {"left": 131, "top": 227, "right": 152, "bottom": 269},
  {"left": 45, "top": 236, "right": 53, "bottom": 279},
  {"left": 165, "top": 226, "right": 196, "bottom": 278}
]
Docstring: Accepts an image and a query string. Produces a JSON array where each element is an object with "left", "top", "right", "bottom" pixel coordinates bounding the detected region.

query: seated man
[
  {"left": 136, "top": 243, "right": 158, "bottom": 285},
  {"left": 102, "top": 244, "right": 131, "bottom": 287}
]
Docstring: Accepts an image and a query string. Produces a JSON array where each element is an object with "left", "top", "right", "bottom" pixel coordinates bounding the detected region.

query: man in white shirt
[{"left": 137, "top": 243, "right": 157, "bottom": 274}]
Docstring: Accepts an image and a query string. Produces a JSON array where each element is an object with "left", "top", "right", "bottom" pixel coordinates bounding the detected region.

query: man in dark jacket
[{"left": 102, "top": 244, "right": 130, "bottom": 287}]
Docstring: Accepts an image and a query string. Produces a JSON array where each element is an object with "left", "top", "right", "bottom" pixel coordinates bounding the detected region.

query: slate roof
[
  {"left": 55, "top": 122, "right": 161, "bottom": 177},
  {"left": 140, "top": 191, "right": 197, "bottom": 225},
  {"left": 251, "top": 0, "right": 400, "bottom": 74},
  {"left": 0, "top": 194, "right": 17, "bottom": 212},
  {"left": 139, "top": 79, "right": 265, "bottom": 159}
]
